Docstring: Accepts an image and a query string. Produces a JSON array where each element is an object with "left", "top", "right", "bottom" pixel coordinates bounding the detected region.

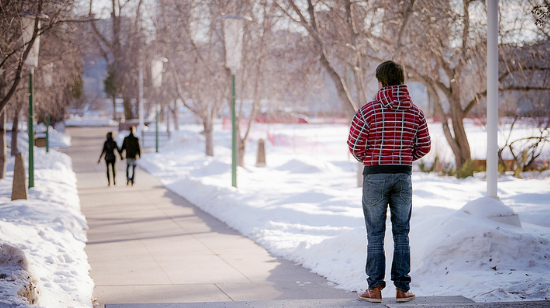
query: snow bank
[
  {"left": 461, "top": 197, "right": 516, "bottom": 217},
  {"left": 0, "top": 132, "right": 93, "bottom": 307},
  {"left": 140, "top": 122, "right": 550, "bottom": 302},
  {"left": 65, "top": 115, "right": 117, "bottom": 127}
]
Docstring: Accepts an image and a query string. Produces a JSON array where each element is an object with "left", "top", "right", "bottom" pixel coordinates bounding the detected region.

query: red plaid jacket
[{"left": 347, "top": 85, "right": 431, "bottom": 166}]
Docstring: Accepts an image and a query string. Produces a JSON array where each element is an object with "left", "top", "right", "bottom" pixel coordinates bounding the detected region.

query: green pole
[
  {"left": 155, "top": 107, "right": 159, "bottom": 153},
  {"left": 28, "top": 68, "right": 34, "bottom": 188},
  {"left": 231, "top": 74, "right": 237, "bottom": 188},
  {"left": 46, "top": 114, "right": 50, "bottom": 153}
]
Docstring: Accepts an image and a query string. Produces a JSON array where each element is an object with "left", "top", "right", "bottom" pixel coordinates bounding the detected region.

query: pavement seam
[{"left": 214, "top": 283, "right": 235, "bottom": 302}]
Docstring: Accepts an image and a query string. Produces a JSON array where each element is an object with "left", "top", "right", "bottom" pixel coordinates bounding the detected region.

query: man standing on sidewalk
[
  {"left": 347, "top": 60, "right": 431, "bottom": 303},
  {"left": 120, "top": 126, "right": 141, "bottom": 186}
]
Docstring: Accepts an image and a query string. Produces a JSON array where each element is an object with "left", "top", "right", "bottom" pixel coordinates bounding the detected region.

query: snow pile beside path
[
  {"left": 65, "top": 115, "right": 117, "bottom": 127},
  {"left": 0, "top": 242, "right": 38, "bottom": 306},
  {"left": 35, "top": 124, "right": 72, "bottom": 148},
  {"left": 6, "top": 126, "right": 71, "bottom": 154},
  {"left": 139, "top": 123, "right": 550, "bottom": 302},
  {"left": 0, "top": 146, "right": 93, "bottom": 307},
  {"left": 412, "top": 199, "right": 550, "bottom": 301},
  {"left": 460, "top": 197, "right": 515, "bottom": 217}
]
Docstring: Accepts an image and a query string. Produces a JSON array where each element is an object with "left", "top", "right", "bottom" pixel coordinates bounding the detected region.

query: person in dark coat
[
  {"left": 98, "top": 131, "right": 121, "bottom": 186},
  {"left": 119, "top": 126, "right": 141, "bottom": 185}
]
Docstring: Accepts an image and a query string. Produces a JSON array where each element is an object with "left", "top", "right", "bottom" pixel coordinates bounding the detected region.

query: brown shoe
[
  {"left": 396, "top": 289, "right": 415, "bottom": 302},
  {"left": 358, "top": 285, "right": 383, "bottom": 303}
]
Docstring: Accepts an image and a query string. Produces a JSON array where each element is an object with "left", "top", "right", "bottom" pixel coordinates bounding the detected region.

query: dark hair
[
  {"left": 106, "top": 132, "right": 113, "bottom": 139},
  {"left": 375, "top": 60, "right": 404, "bottom": 87}
]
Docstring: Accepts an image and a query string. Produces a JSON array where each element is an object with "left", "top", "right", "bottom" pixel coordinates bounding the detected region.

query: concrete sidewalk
[{"left": 63, "top": 127, "right": 351, "bottom": 308}]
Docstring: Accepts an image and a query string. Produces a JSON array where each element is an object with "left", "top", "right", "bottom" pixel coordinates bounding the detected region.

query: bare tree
[
  {"left": 0, "top": 0, "right": 84, "bottom": 113},
  {"left": 276, "top": 0, "right": 376, "bottom": 118},
  {"left": 226, "top": 0, "right": 325, "bottom": 167},
  {"left": 35, "top": 21, "right": 83, "bottom": 126},
  {"left": 160, "top": 0, "right": 228, "bottom": 156},
  {"left": 232, "top": 0, "right": 278, "bottom": 167},
  {"left": 0, "top": 0, "right": 45, "bottom": 114},
  {"left": 88, "top": 0, "right": 152, "bottom": 121},
  {"left": 1, "top": 0, "right": 86, "bottom": 175},
  {"left": 498, "top": 85, "right": 550, "bottom": 175},
  {"left": 363, "top": 0, "right": 550, "bottom": 168},
  {"left": 271, "top": 0, "right": 550, "bottom": 170}
]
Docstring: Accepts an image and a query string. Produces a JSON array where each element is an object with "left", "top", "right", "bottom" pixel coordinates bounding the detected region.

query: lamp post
[
  {"left": 21, "top": 14, "right": 42, "bottom": 188},
  {"left": 138, "top": 62, "right": 144, "bottom": 131},
  {"left": 43, "top": 63, "right": 53, "bottom": 153},
  {"left": 486, "top": 0, "right": 498, "bottom": 199},
  {"left": 222, "top": 15, "right": 246, "bottom": 188},
  {"left": 482, "top": 0, "right": 521, "bottom": 227},
  {"left": 151, "top": 57, "right": 167, "bottom": 153}
]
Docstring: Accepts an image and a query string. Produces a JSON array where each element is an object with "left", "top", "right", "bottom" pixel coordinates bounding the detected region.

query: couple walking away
[
  {"left": 348, "top": 60, "right": 431, "bottom": 303},
  {"left": 98, "top": 127, "right": 141, "bottom": 186}
]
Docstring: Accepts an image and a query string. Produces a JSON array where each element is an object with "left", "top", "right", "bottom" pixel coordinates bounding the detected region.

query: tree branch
[
  {"left": 88, "top": 0, "right": 113, "bottom": 51},
  {"left": 461, "top": 0, "right": 470, "bottom": 61},
  {"left": 395, "top": 0, "right": 417, "bottom": 59},
  {"left": 169, "top": 63, "right": 200, "bottom": 115}
]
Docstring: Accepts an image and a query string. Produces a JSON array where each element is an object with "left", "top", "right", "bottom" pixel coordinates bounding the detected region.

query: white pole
[
  {"left": 138, "top": 62, "right": 144, "bottom": 128},
  {"left": 487, "top": 0, "right": 498, "bottom": 199}
]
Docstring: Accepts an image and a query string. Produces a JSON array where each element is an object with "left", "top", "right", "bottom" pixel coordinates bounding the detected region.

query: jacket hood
[{"left": 375, "top": 85, "right": 412, "bottom": 110}]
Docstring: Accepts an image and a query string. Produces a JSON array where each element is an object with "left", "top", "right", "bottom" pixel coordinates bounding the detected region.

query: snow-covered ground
[
  {"left": 0, "top": 130, "right": 93, "bottom": 308},
  {"left": 0, "top": 118, "right": 548, "bottom": 306},
  {"left": 65, "top": 115, "right": 118, "bottom": 127},
  {"left": 138, "top": 120, "right": 550, "bottom": 303}
]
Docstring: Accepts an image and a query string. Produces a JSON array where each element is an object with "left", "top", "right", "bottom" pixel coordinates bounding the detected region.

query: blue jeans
[
  {"left": 362, "top": 173, "right": 412, "bottom": 291},
  {"left": 126, "top": 159, "right": 137, "bottom": 184}
]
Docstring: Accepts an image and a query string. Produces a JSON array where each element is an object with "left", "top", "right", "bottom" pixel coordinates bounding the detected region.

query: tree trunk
[
  {"left": 0, "top": 111, "right": 6, "bottom": 179},
  {"left": 448, "top": 92, "right": 471, "bottom": 168},
  {"left": 429, "top": 81, "right": 471, "bottom": 169},
  {"left": 112, "top": 96, "right": 117, "bottom": 121},
  {"left": 11, "top": 107, "right": 21, "bottom": 156},
  {"left": 123, "top": 96, "right": 133, "bottom": 120},
  {"left": 234, "top": 115, "right": 245, "bottom": 168},
  {"left": 203, "top": 117, "right": 214, "bottom": 157},
  {"left": 237, "top": 136, "right": 245, "bottom": 168},
  {"left": 428, "top": 83, "right": 460, "bottom": 160},
  {"left": 0, "top": 74, "right": 6, "bottom": 178},
  {"left": 353, "top": 62, "right": 367, "bottom": 108},
  {"left": 319, "top": 51, "right": 357, "bottom": 118},
  {"left": 165, "top": 104, "right": 170, "bottom": 134},
  {"left": 171, "top": 100, "right": 179, "bottom": 131}
]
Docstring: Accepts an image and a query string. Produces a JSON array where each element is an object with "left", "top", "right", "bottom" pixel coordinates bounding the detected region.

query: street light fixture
[
  {"left": 151, "top": 57, "right": 167, "bottom": 153},
  {"left": 21, "top": 13, "right": 42, "bottom": 188},
  {"left": 222, "top": 15, "right": 248, "bottom": 188}
]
